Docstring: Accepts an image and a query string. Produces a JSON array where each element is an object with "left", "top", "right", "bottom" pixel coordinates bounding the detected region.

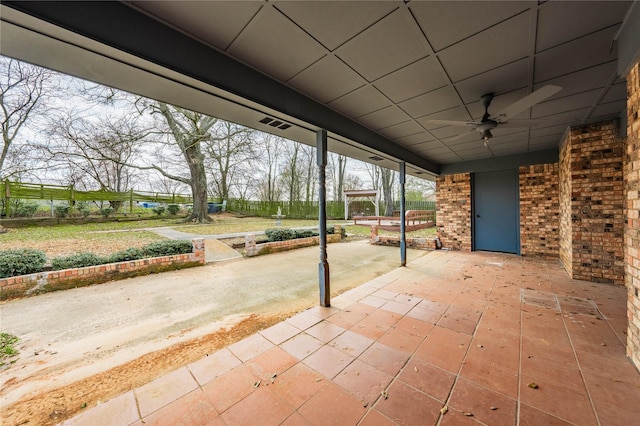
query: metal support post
[
  {"left": 399, "top": 162, "right": 406, "bottom": 266},
  {"left": 317, "top": 129, "right": 330, "bottom": 306}
]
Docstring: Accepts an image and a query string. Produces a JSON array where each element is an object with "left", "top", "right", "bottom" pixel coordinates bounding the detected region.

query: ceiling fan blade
[
  {"left": 422, "top": 119, "right": 478, "bottom": 127},
  {"left": 442, "top": 127, "right": 478, "bottom": 143},
  {"left": 490, "top": 85, "right": 562, "bottom": 122}
]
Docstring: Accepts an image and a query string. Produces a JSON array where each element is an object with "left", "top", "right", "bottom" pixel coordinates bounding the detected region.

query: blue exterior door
[{"left": 473, "top": 169, "right": 519, "bottom": 254}]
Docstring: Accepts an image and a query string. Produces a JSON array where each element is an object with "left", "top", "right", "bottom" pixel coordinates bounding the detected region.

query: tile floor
[{"left": 60, "top": 251, "right": 640, "bottom": 425}]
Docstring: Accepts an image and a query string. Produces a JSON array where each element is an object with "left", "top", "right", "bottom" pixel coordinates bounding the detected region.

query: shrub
[
  {"left": 142, "top": 240, "right": 192, "bottom": 257},
  {"left": 294, "top": 229, "right": 315, "bottom": 239},
  {"left": 51, "top": 252, "right": 105, "bottom": 270},
  {"left": 167, "top": 204, "right": 180, "bottom": 215},
  {"left": 327, "top": 226, "right": 346, "bottom": 238},
  {"left": 100, "top": 207, "right": 114, "bottom": 218},
  {"left": 76, "top": 202, "right": 91, "bottom": 218},
  {"left": 12, "top": 202, "right": 38, "bottom": 218},
  {"left": 265, "top": 228, "right": 296, "bottom": 242},
  {"left": 0, "top": 248, "right": 47, "bottom": 278},
  {"left": 108, "top": 247, "right": 145, "bottom": 263},
  {"left": 54, "top": 205, "right": 70, "bottom": 218},
  {"left": 152, "top": 206, "right": 165, "bottom": 216}
]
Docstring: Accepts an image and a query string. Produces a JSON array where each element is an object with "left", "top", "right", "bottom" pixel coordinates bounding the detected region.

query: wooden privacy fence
[{"left": 1, "top": 180, "right": 194, "bottom": 216}]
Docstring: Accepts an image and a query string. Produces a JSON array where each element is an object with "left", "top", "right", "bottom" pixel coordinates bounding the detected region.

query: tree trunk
[{"left": 381, "top": 167, "right": 394, "bottom": 216}]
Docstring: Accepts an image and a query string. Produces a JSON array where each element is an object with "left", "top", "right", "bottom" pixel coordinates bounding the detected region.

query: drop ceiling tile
[
  {"left": 133, "top": 1, "right": 262, "bottom": 51},
  {"left": 534, "top": 26, "right": 619, "bottom": 83},
  {"left": 373, "top": 56, "right": 447, "bottom": 103},
  {"left": 437, "top": 12, "right": 530, "bottom": 82},
  {"left": 531, "top": 89, "right": 601, "bottom": 119},
  {"left": 589, "top": 100, "right": 627, "bottom": 120},
  {"left": 357, "top": 106, "right": 410, "bottom": 130},
  {"left": 399, "top": 86, "right": 460, "bottom": 119},
  {"left": 530, "top": 124, "right": 569, "bottom": 138},
  {"left": 534, "top": 61, "right": 617, "bottom": 97},
  {"left": 396, "top": 133, "right": 435, "bottom": 146},
  {"left": 536, "top": 1, "right": 630, "bottom": 52},
  {"left": 227, "top": 7, "right": 326, "bottom": 81},
  {"left": 601, "top": 82, "right": 627, "bottom": 104},
  {"left": 454, "top": 58, "right": 529, "bottom": 104},
  {"left": 427, "top": 152, "right": 463, "bottom": 164},
  {"left": 530, "top": 136, "right": 563, "bottom": 150},
  {"left": 336, "top": 11, "right": 428, "bottom": 81},
  {"left": 329, "top": 85, "right": 391, "bottom": 118},
  {"left": 410, "top": 1, "right": 531, "bottom": 52},
  {"left": 409, "top": 140, "right": 445, "bottom": 151},
  {"left": 288, "top": 55, "right": 366, "bottom": 103},
  {"left": 490, "top": 143, "right": 529, "bottom": 156},
  {"left": 539, "top": 108, "right": 591, "bottom": 127},
  {"left": 414, "top": 146, "right": 454, "bottom": 156},
  {"left": 274, "top": 1, "right": 397, "bottom": 51},
  {"left": 378, "top": 121, "right": 424, "bottom": 139}
]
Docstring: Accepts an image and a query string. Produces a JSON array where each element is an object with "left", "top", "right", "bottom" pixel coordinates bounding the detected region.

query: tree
[
  {"left": 0, "top": 57, "right": 56, "bottom": 179},
  {"left": 280, "top": 140, "right": 301, "bottom": 204},
  {"left": 204, "top": 120, "right": 256, "bottom": 200},
  {"left": 45, "top": 112, "right": 146, "bottom": 210},
  {"left": 380, "top": 166, "right": 395, "bottom": 216},
  {"left": 299, "top": 144, "right": 317, "bottom": 203},
  {"left": 152, "top": 102, "right": 217, "bottom": 222},
  {"left": 329, "top": 153, "right": 348, "bottom": 201},
  {"left": 257, "top": 133, "right": 284, "bottom": 202}
]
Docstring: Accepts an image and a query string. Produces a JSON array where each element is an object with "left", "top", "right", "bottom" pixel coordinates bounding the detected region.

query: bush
[
  {"left": 76, "top": 202, "right": 91, "bottom": 218},
  {"left": 51, "top": 252, "right": 105, "bottom": 270},
  {"left": 265, "top": 228, "right": 296, "bottom": 242},
  {"left": 152, "top": 206, "right": 165, "bottom": 216},
  {"left": 54, "top": 205, "right": 70, "bottom": 218},
  {"left": 108, "top": 247, "right": 145, "bottom": 263},
  {"left": 142, "top": 240, "right": 193, "bottom": 257},
  {"left": 12, "top": 202, "right": 38, "bottom": 218},
  {"left": 167, "top": 204, "right": 180, "bottom": 215},
  {"left": 294, "top": 229, "right": 315, "bottom": 239},
  {"left": 100, "top": 207, "right": 114, "bottom": 218},
  {"left": 0, "top": 248, "right": 47, "bottom": 278}
]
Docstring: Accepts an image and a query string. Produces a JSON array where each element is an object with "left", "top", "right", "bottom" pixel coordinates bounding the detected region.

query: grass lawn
[{"left": 0, "top": 214, "right": 435, "bottom": 261}]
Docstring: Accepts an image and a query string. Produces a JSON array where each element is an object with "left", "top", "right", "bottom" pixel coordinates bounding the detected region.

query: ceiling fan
[{"left": 425, "top": 85, "right": 562, "bottom": 147}]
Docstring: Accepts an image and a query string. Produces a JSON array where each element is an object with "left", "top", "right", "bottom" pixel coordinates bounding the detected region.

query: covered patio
[
  {"left": 2, "top": 2, "right": 640, "bottom": 424},
  {"left": 60, "top": 251, "right": 637, "bottom": 425}
]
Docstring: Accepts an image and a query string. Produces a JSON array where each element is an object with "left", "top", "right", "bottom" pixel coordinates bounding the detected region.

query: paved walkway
[{"left": 60, "top": 251, "right": 639, "bottom": 425}]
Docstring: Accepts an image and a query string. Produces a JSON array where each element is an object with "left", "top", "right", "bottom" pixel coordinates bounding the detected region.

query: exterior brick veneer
[
  {"left": 559, "top": 121, "right": 625, "bottom": 285},
  {"left": 625, "top": 60, "right": 640, "bottom": 368},
  {"left": 0, "top": 238, "right": 205, "bottom": 300},
  {"left": 436, "top": 173, "right": 471, "bottom": 250},
  {"left": 519, "top": 164, "right": 560, "bottom": 257}
]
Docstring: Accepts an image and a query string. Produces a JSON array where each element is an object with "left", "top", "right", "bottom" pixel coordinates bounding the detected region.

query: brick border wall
[
  {"left": 245, "top": 226, "right": 343, "bottom": 256},
  {"left": 0, "top": 239, "right": 205, "bottom": 300},
  {"left": 519, "top": 164, "right": 560, "bottom": 257},
  {"left": 436, "top": 173, "right": 471, "bottom": 251},
  {"left": 625, "top": 61, "right": 640, "bottom": 368}
]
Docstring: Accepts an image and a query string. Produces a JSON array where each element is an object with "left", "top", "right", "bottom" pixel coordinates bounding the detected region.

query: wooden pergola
[{"left": 343, "top": 189, "right": 379, "bottom": 220}]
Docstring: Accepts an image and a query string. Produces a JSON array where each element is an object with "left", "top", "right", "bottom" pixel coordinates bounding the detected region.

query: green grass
[
  {"left": 179, "top": 219, "right": 346, "bottom": 235},
  {"left": 344, "top": 225, "right": 437, "bottom": 238},
  {"left": 0, "top": 219, "right": 180, "bottom": 243},
  {"left": 0, "top": 332, "right": 19, "bottom": 368}
]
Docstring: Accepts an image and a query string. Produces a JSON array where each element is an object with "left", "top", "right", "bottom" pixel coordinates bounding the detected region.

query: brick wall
[
  {"left": 559, "top": 132, "right": 573, "bottom": 275},
  {"left": 559, "top": 121, "right": 625, "bottom": 284},
  {"left": 436, "top": 173, "right": 471, "bottom": 251},
  {"left": 519, "top": 164, "right": 560, "bottom": 257},
  {"left": 0, "top": 239, "right": 205, "bottom": 300},
  {"left": 625, "top": 60, "right": 640, "bottom": 368}
]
